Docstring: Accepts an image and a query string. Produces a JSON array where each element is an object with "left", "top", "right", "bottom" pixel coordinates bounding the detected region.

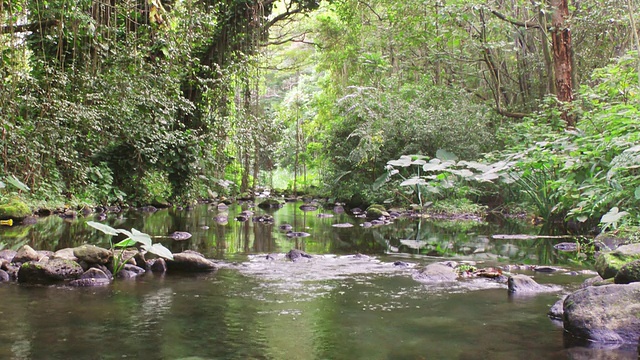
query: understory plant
[{"left": 87, "top": 221, "right": 173, "bottom": 276}]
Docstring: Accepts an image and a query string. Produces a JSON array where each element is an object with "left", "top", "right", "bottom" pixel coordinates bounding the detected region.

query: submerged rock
[
  {"left": 563, "top": 282, "right": 640, "bottom": 344},
  {"left": 548, "top": 296, "right": 567, "bottom": 320},
  {"left": 412, "top": 263, "right": 458, "bottom": 283},
  {"left": 0, "top": 269, "right": 9, "bottom": 282},
  {"left": 554, "top": 242, "right": 579, "bottom": 252},
  {"left": 69, "top": 268, "right": 111, "bottom": 287},
  {"left": 257, "top": 198, "right": 284, "bottom": 209},
  {"left": 507, "top": 275, "right": 556, "bottom": 294},
  {"left": 286, "top": 249, "right": 312, "bottom": 262},
  {"left": 166, "top": 251, "right": 217, "bottom": 272}
]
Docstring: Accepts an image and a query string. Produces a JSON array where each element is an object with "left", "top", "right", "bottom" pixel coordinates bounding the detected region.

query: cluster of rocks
[
  {"left": 547, "top": 241, "right": 640, "bottom": 346},
  {"left": 0, "top": 245, "right": 217, "bottom": 287}
]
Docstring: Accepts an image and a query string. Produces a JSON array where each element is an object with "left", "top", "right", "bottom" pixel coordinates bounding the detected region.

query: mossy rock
[
  {"left": 0, "top": 198, "right": 31, "bottom": 221},
  {"left": 366, "top": 205, "right": 389, "bottom": 219},
  {"left": 595, "top": 243, "right": 640, "bottom": 279},
  {"left": 614, "top": 259, "right": 640, "bottom": 284},
  {"left": 257, "top": 198, "right": 284, "bottom": 209},
  {"left": 151, "top": 196, "right": 171, "bottom": 208}
]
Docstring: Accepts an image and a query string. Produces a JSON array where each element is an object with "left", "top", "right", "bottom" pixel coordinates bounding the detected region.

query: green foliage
[{"left": 87, "top": 221, "right": 173, "bottom": 277}]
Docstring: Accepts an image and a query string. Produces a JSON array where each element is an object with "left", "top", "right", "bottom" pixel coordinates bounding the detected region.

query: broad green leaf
[
  {"left": 436, "top": 149, "right": 458, "bottom": 161},
  {"left": 87, "top": 221, "right": 119, "bottom": 236},
  {"left": 577, "top": 215, "right": 589, "bottom": 223},
  {"left": 448, "top": 169, "right": 474, "bottom": 178},
  {"left": 0, "top": 181, "right": 5, "bottom": 189},
  {"left": 635, "top": 186, "right": 640, "bottom": 200},
  {"left": 387, "top": 155, "right": 413, "bottom": 167},
  {"left": 130, "top": 228, "right": 152, "bottom": 247},
  {"left": 601, "top": 207, "right": 629, "bottom": 224},
  {"left": 143, "top": 243, "right": 174, "bottom": 260},
  {"left": 400, "top": 177, "right": 426, "bottom": 186},
  {"left": 6, "top": 175, "right": 30, "bottom": 191},
  {"left": 114, "top": 238, "right": 137, "bottom": 248}
]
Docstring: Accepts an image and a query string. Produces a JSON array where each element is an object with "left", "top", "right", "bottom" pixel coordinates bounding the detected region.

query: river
[{"left": 0, "top": 202, "right": 635, "bottom": 359}]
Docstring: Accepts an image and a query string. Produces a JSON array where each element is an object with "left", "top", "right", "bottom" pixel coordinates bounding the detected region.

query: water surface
[{"left": 0, "top": 202, "right": 635, "bottom": 359}]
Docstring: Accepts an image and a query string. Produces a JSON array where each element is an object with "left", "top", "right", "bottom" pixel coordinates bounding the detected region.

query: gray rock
[
  {"left": 69, "top": 268, "right": 111, "bottom": 287},
  {"left": 564, "top": 283, "right": 640, "bottom": 344},
  {"left": 581, "top": 275, "right": 605, "bottom": 288},
  {"left": 166, "top": 252, "right": 217, "bottom": 272},
  {"left": 0, "top": 269, "right": 9, "bottom": 282},
  {"left": 548, "top": 296, "right": 567, "bottom": 320},
  {"left": 614, "top": 259, "right": 640, "bottom": 284},
  {"left": 122, "top": 264, "right": 146, "bottom": 276},
  {"left": 149, "top": 258, "right": 167, "bottom": 273},
  {"left": 595, "top": 243, "right": 640, "bottom": 280},
  {"left": 507, "top": 274, "right": 555, "bottom": 294},
  {"left": 13, "top": 245, "right": 40, "bottom": 263},
  {"left": 286, "top": 249, "right": 312, "bottom": 262},
  {"left": 0, "top": 250, "right": 16, "bottom": 263},
  {"left": 554, "top": 242, "right": 579, "bottom": 251},
  {"left": 52, "top": 248, "right": 78, "bottom": 262},
  {"left": 18, "top": 258, "right": 84, "bottom": 284},
  {"left": 412, "top": 263, "right": 458, "bottom": 283},
  {"left": 73, "top": 245, "right": 112, "bottom": 265}
]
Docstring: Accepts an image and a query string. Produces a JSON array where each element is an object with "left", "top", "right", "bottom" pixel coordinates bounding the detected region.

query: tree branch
[{"left": 489, "top": 9, "right": 546, "bottom": 30}]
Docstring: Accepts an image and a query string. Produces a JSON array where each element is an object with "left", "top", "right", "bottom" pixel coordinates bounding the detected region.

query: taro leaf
[
  {"left": 387, "top": 155, "right": 413, "bottom": 167},
  {"left": 458, "top": 161, "right": 490, "bottom": 172},
  {"left": 87, "top": 221, "right": 119, "bottom": 236},
  {"left": 436, "top": 149, "right": 458, "bottom": 161},
  {"left": 635, "top": 186, "right": 640, "bottom": 200},
  {"left": 130, "top": 228, "right": 152, "bottom": 247},
  {"left": 423, "top": 159, "right": 450, "bottom": 172},
  {"left": 6, "top": 175, "right": 30, "bottom": 191},
  {"left": 411, "top": 159, "right": 427, "bottom": 166},
  {"left": 476, "top": 172, "right": 500, "bottom": 182},
  {"left": 400, "top": 177, "right": 427, "bottom": 186},
  {"left": 0, "top": 181, "right": 5, "bottom": 189},
  {"left": 448, "top": 169, "right": 474, "bottom": 178},
  {"left": 600, "top": 207, "right": 629, "bottom": 224},
  {"left": 576, "top": 215, "right": 589, "bottom": 223},
  {"left": 143, "top": 243, "right": 173, "bottom": 260},
  {"left": 114, "top": 238, "right": 137, "bottom": 248},
  {"left": 373, "top": 170, "right": 394, "bottom": 190}
]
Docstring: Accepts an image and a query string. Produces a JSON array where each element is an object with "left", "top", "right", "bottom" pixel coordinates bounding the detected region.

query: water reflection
[{"left": 0, "top": 203, "right": 591, "bottom": 268}]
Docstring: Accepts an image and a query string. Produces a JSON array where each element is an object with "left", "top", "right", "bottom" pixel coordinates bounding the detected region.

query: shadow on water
[{"left": 0, "top": 202, "right": 628, "bottom": 359}]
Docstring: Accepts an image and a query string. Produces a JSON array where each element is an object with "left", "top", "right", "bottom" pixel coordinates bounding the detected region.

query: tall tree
[{"left": 551, "top": 0, "right": 575, "bottom": 127}]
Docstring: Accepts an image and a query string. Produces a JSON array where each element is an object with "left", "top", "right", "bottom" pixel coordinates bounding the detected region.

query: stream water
[{"left": 0, "top": 202, "right": 636, "bottom": 359}]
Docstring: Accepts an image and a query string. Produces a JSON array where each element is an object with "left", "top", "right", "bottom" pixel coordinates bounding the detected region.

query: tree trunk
[{"left": 551, "top": 0, "right": 574, "bottom": 127}]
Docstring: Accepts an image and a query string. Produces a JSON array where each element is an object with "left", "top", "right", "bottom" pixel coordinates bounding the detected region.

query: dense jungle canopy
[{"left": 2, "top": 0, "right": 640, "bottom": 232}]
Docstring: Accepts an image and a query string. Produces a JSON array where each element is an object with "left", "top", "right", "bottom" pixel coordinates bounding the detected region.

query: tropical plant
[{"left": 86, "top": 221, "right": 173, "bottom": 277}]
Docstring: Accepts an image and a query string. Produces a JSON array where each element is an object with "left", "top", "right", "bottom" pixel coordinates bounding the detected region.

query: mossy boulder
[
  {"left": 151, "top": 196, "right": 171, "bottom": 208},
  {"left": 366, "top": 204, "right": 389, "bottom": 219},
  {"left": 18, "top": 258, "right": 84, "bottom": 284},
  {"left": 563, "top": 282, "right": 640, "bottom": 344},
  {"left": 257, "top": 198, "right": 284, "bottom": 209},
  {"left": 595, "top": 243, "right": 640, "bottom": 279},
  {"left": 73, "top": 245, "right": 112, "bottom": 265},
  {"left": 614, "top": 259, "right": 640, "bottom": 284},
  {"left": 0, "top": 198, "right": 31, "bottom": 221},
  {"left": 166, "top": 251, "right": 217, "bottom": 272}
]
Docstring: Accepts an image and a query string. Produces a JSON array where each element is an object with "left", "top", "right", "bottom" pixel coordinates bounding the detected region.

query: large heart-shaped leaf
[
  {"left": 87, "top": 221, "right": 119, "bottom": 236},
  {"left": 143, "top": 243, "right": 174, "bottom": 260},
  {"left": 601, "top": 207, "right": 629, "bottom": 224}
]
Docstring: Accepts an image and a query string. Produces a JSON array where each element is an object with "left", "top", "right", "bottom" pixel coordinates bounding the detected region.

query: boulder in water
[
  {"left": 286, "top": 249, "right": 312, "bottom": 262},
  {"left": 412, "top": 263, "right": 458, "bottom": 283}
]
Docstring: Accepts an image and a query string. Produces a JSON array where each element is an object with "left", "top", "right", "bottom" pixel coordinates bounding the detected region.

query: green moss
[{"left": 0, "top": 198, "right": 31, "bottom": 219}]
